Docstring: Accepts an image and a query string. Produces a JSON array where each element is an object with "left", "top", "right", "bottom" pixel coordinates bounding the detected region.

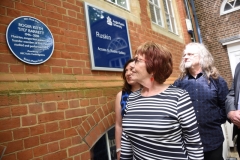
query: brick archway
[{"left": 76, "top": 100, "right": 115, "bottom": 159}]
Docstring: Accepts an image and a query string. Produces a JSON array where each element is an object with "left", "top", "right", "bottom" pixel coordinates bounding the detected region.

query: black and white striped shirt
[{"left": 121, "top": 85, "right": 203, "bottom": 160}]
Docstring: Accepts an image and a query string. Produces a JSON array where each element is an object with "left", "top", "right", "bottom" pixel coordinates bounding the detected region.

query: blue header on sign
[
  {"left": 85, "top": 3, "right": 132, "bottom": 71},
  {"left": 6, "top": 16, "right": 54, "bottom": 65}
]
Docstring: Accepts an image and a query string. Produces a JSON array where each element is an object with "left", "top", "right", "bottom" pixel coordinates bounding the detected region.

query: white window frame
[
  {"left": 220, "top": 0, "right": 240, "bottom": 15},
  {"left": 163, "top": 0, "right": 178, "bottom": 34},
  {"left": 148, "top": 0, "right": 164, "bottom": 27},
  {"left": 106, "top": 0, "right": 130, "bottom": 10},
  {"left": 221, "top": 40, "right": 240, "bottom": 76}
]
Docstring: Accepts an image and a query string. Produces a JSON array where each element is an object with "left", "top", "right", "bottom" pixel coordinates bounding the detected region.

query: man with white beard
[{"left": 173, "top": 43, "right": 229, "bottom": 160}]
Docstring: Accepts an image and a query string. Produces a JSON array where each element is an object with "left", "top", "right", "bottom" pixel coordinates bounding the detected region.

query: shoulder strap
[{"left": 120, "top": 91, "right": 130, "bottom": 118}]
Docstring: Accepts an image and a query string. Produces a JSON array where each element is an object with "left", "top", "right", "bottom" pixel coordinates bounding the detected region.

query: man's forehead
[{"left": 184, "top": 46, "right": 199, "bottom": 54}]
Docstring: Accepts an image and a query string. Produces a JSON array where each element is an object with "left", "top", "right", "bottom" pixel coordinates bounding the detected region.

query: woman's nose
[{"left": 126, "top": 70, "right": 132, "bottom": 76}]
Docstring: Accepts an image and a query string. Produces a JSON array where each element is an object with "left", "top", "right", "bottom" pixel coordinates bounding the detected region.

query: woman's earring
[{"left": 150, "top": 77, "right": 154, "bottom": 82}]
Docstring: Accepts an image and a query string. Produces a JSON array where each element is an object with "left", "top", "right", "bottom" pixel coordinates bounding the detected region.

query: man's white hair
[{"left": 179, "top": 42, "right": 219, "bottom": 80}]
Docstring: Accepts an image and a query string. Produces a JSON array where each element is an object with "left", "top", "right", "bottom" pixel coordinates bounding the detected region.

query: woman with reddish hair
[{"left": 120, "top": 41, "right": 203, "bottom": 160}]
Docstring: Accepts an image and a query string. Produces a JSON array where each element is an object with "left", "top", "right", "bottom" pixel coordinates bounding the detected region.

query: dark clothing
[
  {"left": 120, "top": 91, "right": 131, "bottom": 117},
  {"left": 238, "top": 129, "right": 240, "bottom": 156},
  {"left": 204, "top": 144, "right": 223, "bottom": 160},
  {"left": 225, "top": 62, "right": 240, "bottom": 156},
  {"left": 174, "top": 73, "right": 228, "bottom": 152}
]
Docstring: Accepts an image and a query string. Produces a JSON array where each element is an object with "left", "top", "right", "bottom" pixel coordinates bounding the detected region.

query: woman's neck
[
  {"left": 131, "top": 84, "right": 141, "bottom": 92},
  {"left": 141, "top": 83, "right": 169, "bottom": 97}
]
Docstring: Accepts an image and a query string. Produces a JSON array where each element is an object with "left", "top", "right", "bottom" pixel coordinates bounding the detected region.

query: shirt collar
[{"left": 187, "top": 72, "right": 204, "bottom": 80}]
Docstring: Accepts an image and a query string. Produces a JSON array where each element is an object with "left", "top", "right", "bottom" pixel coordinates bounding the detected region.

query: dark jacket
[{"left": 225, "top": 62, "right": 240, "bottom": 139}]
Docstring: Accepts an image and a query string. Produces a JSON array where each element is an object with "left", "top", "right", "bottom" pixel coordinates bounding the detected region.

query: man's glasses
[{"left": 182, "top": 53, "right": 196, "bottom": 58}]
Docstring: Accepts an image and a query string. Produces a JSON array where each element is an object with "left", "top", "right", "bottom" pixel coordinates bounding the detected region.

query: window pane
[
  {"left": 163, "top": 0, "right": 168, "bottom": 12},
  {"left": 155, "top": 7, "right": 163, "bottom": 26},
  {"left": 167, "top": 0, "right": 174, "bottom": 16},
  {"left": 91, "top": 134, "right": 108, "bottom": 160},
  {"left": 235, "top": 0, "right": 240, "bottom": 7},
  {"left": 117, "top": 0, "right": 127, "bottom": 8},
  {"left": 154, "top": 0, "right": 158, "bottom": 5},
  {"left": 163, "top": 0, "right": 171, "bottom": 31},
  {"left": 165, "top": 14, "right": 171, "bottom": 31},
  {"left": 110, "top": 0, "right": 115, "bottom": 2},
  {"left": 224, "top": 3, "right": 233, "bottom": 10},
  {"left": 149, "top": 3, "right": 157, "bottom": 23}
]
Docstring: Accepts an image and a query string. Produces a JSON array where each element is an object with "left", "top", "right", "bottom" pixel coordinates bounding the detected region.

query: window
[
  {"left": 149, "top": 0, "right": 178, "bottom": 34},
  {"left": 149, "top": 0, "right": 164, "bottom": 27},
  {"left": 91, "top": 127, "right": 116, "bottom": 160},
  {"left": 163, "top": 0, "right": 178, "bottom": 34},
  {"left": 107, "top": 0, "right": 129, "bottom": 10},
  {"left": 220, "top": 0, "right": 240, "bottom": 15}
]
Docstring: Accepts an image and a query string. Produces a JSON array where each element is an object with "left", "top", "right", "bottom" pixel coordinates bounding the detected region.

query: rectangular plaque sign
[{"left": 84, "top": 2, "right": 132, "bottom": 71}]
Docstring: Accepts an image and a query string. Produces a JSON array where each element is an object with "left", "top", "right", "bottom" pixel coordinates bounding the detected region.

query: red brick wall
[
  {"left": 0, "top": 86, "right": 119, "bottom": 159},
  {"left": 0, "top": 0, "right": 191, "bottom": 159},
  {"left": 194, "top": 0, "right": 240, "bottom": 86}
]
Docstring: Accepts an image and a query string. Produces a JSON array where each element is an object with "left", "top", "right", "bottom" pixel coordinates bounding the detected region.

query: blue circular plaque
[{"left": 6, "top": 16, "right": 54, "bottom": 65}]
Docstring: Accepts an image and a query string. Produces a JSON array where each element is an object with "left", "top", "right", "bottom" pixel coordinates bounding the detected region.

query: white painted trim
[
  {"left": 222, "top": 39, "right": 240, "bottom": 45},
  {"left": 226, "top": 41, "right": 240, "bottom": 76},
  {"left": 105, "top": 133, "right": 111, "bottom": 160},
  {"left": 220, "top": 0, "right": 240, "bottom": 15}
]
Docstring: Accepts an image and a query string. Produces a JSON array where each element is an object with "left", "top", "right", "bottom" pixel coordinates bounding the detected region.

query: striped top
[{"left": 121, "top": 85, "right": 203, "bottom": 160}]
